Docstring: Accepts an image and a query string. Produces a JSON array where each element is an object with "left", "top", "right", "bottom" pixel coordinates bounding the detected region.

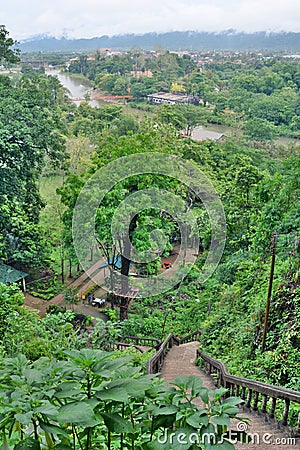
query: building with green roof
[{"left": 0, "top": 263, "right": 28, "bottom": 290}]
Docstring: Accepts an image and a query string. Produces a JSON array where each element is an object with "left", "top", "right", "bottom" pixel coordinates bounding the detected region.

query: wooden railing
[
  {"left": 179, "top": 330, "right": 202, "bottom": 344},
  {"left": 121, "top": 335, "right": 161, "bottom": 350},
  {"left": 146, "top": 334, "right": 179, "bottom": 374},
  {"left": 146, "top": 331, "right": 202, "bottom": 375},
  {"left": 104, "top": 342, "right": 144, "bottom": 353},
  {"left": 197, "top": 350, "right": 300, "bottom": 434}
]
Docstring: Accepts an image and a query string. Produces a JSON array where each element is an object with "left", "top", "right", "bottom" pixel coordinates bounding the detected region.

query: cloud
[{"left": 1, "top": 0, "right": 300, "bottom": 40}]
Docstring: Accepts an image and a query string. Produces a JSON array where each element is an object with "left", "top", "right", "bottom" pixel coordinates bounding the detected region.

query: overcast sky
[{"left": 1, "top": 0, "right": 300, "bottom": 41}]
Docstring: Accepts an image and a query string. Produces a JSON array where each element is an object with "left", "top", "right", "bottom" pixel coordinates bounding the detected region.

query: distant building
[
  {"left": 20, "top": 60, "right": 48, "bottom": 69},
  {"left": 98, "top": 48, "right": 122, "bottom": 57},
  {"left": 147, "top": 92, "right": 199, "bottom": 106},
  {"left": 130, "top": 69, "right": 153, "bottom": 78},
  {"left": 191, "top": 126, "right": 223, "bottom": 142}
]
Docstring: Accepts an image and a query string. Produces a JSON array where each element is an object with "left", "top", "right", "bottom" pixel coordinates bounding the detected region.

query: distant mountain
[{"left": 17, "top": 31, "right": 300, "bottom": 53}]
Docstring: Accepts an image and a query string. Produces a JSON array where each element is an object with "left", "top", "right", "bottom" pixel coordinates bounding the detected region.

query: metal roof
[
  {"left": 147, "top": 92, "right": 192, "bottom": 102},
  {"left": 191, "top": 126, "right": 224, "bottom": 142},
  {"left": 0, "top": 263, "right": 28, "bottom": 284}
]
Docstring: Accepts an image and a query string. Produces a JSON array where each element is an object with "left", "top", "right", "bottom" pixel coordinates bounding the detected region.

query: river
[
  {"left": 46, "top": 69, "right": 102, "bottom": 107},
  {"left": 47, "top": 69, "right": 299, "bottom": 146}
]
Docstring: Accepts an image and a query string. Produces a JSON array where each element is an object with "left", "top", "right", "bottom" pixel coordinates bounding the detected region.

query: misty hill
[{"left": 18, "top": 31, "right": 300, "bottom": 53}]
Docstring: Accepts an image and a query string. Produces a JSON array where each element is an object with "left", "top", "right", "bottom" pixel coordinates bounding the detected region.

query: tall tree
[
  {"left": 0, "top": 25, "right": 19, "bottom": 66},
  {"left": 0, "top": 66, "right": 66, "bottom": 266}
]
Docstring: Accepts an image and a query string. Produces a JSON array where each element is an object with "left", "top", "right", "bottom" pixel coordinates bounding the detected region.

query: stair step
[{"left": 160, "top": 342, "right": 300, "bottom": 450}]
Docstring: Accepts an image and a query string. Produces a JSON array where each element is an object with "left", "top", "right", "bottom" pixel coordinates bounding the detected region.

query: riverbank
[{"left": 47, "top": 69, "right": 300, "bottom": 147}]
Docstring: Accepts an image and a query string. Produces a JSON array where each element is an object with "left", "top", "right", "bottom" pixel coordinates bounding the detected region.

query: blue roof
[{"left": 99, "top": 256, "right": 133, "bottom": 270}]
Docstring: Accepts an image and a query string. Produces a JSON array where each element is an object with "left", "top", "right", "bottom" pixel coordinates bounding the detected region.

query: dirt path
[
  {"left": 24, "top": 258, "right": 108, "bottom": 318},
  {"left": 24, "top": 244, "right": 196, "bottom": 318}
]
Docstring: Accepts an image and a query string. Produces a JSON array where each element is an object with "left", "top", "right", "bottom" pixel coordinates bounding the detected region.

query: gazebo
[{"left": 0, "top": 263, "right": 28, "bottom": 291}]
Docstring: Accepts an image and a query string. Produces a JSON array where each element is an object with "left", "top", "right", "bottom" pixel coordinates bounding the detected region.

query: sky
[{"left": 1, "top": 0, "right": 300, "bottom": 41}]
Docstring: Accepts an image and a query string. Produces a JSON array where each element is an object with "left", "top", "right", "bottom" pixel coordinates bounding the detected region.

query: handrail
[
  {"left": 146, "top": 331, "right": 202, "bottom": 375},
  {"left": 197, "top": 350, "right": 300, "bottom": 434},
  {"left": 121, "top": 335, "right": 161, "bottom": 350},
  {"left": 179, "top": 330, "right": 202, "bottom": 344},
  {"left": 104, "top": 342, "right": 144, "bottom": 353},
  {"left": 146, "top": 333, "right": 179, "bottom": 374}
]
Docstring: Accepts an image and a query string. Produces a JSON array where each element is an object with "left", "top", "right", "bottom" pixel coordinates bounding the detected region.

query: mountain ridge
[{"left": 17, "top": 30, "right": 300, "bottom": 53}]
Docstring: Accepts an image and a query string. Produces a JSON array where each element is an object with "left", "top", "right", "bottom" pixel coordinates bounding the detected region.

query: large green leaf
[
  {"left": 35, "top": 403, "right": 59, "bottom": 417},
  {"left": 222, "top": 397, "right": 244, "bottom": 406},
  {"left": 211, "top": 413, "right": 230, "bottom": 427},
  {"left": 55, "top": 382, "right": 82, "bottom": 400},
  {"left": 105, "top": 378, "right": 149, "bottom": 397},
  {"left": 221, "top": 405, "right": 239, "bottom": 415},
  {"left": 96, "top": 387, "right": 129, "bottom": 403},
  {"left": 14, "top": 412, "right": 33, "bottom": 425},
  {"left": 57, "top": 401, "right": 100, "bottom": 427},
  {"left": 152, "top": 405, "right": 178, "bottom": 416},
  {"left": 40, "top": 421, "right": 70, "bottom": 439},
  {"left": 14, "top": 437, "right": 41, "bottom": 450},
  {"left": 205, "top": 439, "right": 236, "bottom": 450},
  {"left": 186, "top": 412, "right": 209, "bottom": 429},
  {"left": 95, "top": 356, "right": 132, "bottom": 374},
  {"left": 101, "top": 412, "right": 134, "bottom": 433},
  {"left": 22, "top": 369, "right": 43, "bottom": 385}
]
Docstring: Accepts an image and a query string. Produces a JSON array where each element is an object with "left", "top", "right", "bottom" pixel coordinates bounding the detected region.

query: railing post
[
  {"left": 253, "top": 391, "right": 259, "bottom": 411},
  {"left": 297, "top": 412, "right": 300, "bottom": 434},
  {"left": 241, "top": 387, "right": 246, "bottom": 400},
  {"left": 282, "top": 399, "right": 290, "bottom": 427},
  {"left": 269, "top": 397, "right": 277, "bottom": 419},
  {"left": 246, "top": 389, "right": 252, "bottom": 408},
  {"left": 261, "top": 395, "right": 268, "bottom": 413}
]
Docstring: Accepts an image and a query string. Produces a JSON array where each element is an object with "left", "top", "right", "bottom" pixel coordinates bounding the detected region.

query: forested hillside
[{"left": 18, "top": 30, "right": 300, "bottom": 52}]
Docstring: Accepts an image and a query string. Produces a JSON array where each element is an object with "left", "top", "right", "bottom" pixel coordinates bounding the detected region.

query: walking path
[
  {"left": 24, "top": 259, "right": 108, "bottom": 317},
  {"left": 161, "top": 342, "right": 299, "bottom": 449}
]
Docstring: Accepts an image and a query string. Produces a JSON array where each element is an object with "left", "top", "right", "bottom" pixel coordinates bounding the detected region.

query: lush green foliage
[
  {"left": 0, "top": 72, "right": 67, "bottom": 267},
  {"left": 0, "top": 349, "right": 244, "bottom": 449},
  {"left": 1, "top": 25, "right": 300, "bottom": 435},
  {"left": 68, "top": 50, "right": 300, "bottom": 140},
  {"left": 0, "top": 25, "right": 19, "bottom": 66}
]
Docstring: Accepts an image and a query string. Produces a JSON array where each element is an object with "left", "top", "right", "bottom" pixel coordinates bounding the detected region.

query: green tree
[
  {"left": 0, "top": 73, "right": 66, "bottom": 266},
  {"left": 0, "top": 25, "right": 20, "bottom": 66},
  {"left": 243, "top": 117, "right": 278, "bottom": 141}
]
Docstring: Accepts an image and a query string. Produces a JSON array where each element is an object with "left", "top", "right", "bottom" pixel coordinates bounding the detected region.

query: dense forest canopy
[{"left": 66, "top": 49, "right": 300, "bottom": 140}]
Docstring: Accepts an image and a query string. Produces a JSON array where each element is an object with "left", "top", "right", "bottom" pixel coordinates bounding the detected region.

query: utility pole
[{"left": 261, "top": 230, "right": 278, "bottom": 352}]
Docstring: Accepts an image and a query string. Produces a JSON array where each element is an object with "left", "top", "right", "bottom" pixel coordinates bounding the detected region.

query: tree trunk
[
  {"left": 61, "top": 257, "right": 65, "bottom": 284},
  {"left": 119, "top": 298, "right": 129, "bottom": 321},
  {"left": 118, "top": 213, "right": 138, "bottom": 321}
]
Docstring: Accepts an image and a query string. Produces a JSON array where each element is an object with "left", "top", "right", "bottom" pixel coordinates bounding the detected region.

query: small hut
[{"left": 0, "top": 263, "right": 28, "bottom": 291}]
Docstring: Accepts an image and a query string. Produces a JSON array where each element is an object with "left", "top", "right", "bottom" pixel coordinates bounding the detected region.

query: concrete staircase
[{"left": 160, "top": 341, "right": 300, "bottom": 450}]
